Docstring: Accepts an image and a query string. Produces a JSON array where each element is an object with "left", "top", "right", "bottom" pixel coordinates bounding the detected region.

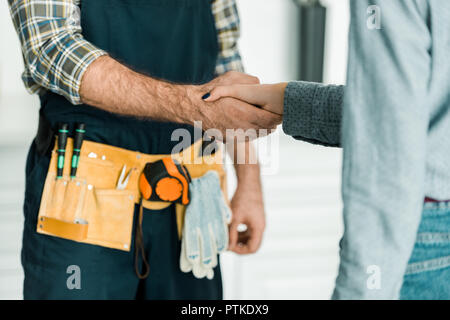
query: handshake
[{"left": 186, "top": 71, "right": 286, "bottom": 141}]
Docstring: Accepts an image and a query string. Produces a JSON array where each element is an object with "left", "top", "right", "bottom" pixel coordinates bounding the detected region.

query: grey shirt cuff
[{"left": 282, "top": 81, "right": 344, "bottom": 147}]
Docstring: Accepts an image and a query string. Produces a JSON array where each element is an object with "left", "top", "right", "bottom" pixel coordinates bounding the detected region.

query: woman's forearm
[{"left": 282, "top": 81, "right": 344, "bottom": 147}]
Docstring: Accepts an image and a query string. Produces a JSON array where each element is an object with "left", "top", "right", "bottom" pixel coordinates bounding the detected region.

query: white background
[{"left": 0, "top": 0, "right": 349, "bottom": 299}]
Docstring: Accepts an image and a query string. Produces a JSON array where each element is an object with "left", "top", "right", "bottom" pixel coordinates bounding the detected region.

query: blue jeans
[{"left": 400, "top": 202, "right": 450, "bottom": 300}]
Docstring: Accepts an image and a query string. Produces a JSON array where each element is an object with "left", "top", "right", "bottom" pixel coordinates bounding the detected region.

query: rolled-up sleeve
[
  {"left": 334, "top": 0, "right": 431, "bottom": 299},
  {"left": 8, "top": 0, "right": 107, "bottom": 105}
]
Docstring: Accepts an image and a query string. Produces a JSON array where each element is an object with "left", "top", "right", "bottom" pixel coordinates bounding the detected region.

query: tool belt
[{"left": 36, "top": 137, "right": 227, "bottom": 252}]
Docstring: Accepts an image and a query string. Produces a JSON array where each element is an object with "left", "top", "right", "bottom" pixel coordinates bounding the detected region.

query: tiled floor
[{"left": 0, "top": 135, "right": 343, "bottom": 300}]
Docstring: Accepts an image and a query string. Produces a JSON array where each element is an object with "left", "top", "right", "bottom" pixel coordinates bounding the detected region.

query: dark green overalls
[{"left": 22, "top": 0, "right": 222, "bottom": 299}]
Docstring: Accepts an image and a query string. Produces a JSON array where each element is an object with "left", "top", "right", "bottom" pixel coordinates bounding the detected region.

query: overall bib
[{"left": 22, "top": 0, "right": 222, "bottom": 299}]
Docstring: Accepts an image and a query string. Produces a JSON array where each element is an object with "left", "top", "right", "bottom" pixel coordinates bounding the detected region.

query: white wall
[
  {"left": 322, "top": 0, "right": 350, "bottom": 84},
  {"left": 0, "top": 1, "right": 26, "bottom": 96},
  {"left": 238, "top": 0, "right": 349, "bottom": 85},
  {"left": 0, "top": 1, "right": 39, "bottom": 145},
  {"left": 237, "top": 0, "right": 300, "bottom": 83}
]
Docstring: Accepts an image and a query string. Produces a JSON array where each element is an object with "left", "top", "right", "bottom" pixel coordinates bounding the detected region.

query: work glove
[{"left": 180, "top": 171, "right": 231, "bottom": 279}]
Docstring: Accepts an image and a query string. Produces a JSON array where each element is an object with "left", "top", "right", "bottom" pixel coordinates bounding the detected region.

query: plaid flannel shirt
[{"left": 8, "top": 0, "right": 244, "bottom": 105}]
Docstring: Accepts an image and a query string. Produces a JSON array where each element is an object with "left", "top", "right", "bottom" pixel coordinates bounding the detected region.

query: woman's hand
[{"left": 203, "top": 83, "right": 288, "bottom": 115}]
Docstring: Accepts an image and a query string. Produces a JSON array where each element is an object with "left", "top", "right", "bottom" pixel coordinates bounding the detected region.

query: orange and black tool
[{"left": 139, "top": 158, "right": 191, "bottom": 205}]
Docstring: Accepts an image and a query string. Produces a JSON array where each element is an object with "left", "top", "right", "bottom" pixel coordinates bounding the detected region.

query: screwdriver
[
  {"left": 70, "top": 123, "right": 86, "bottom": 179},
  {"left": 56, "top": 123, "right": 69, "bottom": 179}
]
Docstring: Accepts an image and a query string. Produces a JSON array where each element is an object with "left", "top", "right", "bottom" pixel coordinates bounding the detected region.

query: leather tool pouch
[
  {"left": 37, "top": 139, "right": 136, "bottom": 251},
  {"left": 36, "top": 137, "right": 228, "bottom": 251}
]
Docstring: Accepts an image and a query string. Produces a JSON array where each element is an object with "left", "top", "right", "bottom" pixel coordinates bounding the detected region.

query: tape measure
[{"left": 139, "top": 157, "right": 191, "bottom": 205}]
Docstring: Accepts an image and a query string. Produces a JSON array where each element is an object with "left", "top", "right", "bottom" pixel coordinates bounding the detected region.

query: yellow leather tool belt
[{"left": 36, "top": 138, "right": 227, "bottom": 252}]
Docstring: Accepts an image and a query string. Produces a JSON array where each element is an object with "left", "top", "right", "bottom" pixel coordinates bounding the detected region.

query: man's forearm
[
  {"left": 80, "top": 55, "right": 196, "bottom": 124},
  {"left": 80, "top": 57, "right": 282, "bottom": 139},
  {"left": 229, "top": 141, "right": 263, "bottom": 194}
]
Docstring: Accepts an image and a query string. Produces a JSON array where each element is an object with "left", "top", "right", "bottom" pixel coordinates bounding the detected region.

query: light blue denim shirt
[{"left": 283, "top": 0, "right": 450, "bottom": 299}]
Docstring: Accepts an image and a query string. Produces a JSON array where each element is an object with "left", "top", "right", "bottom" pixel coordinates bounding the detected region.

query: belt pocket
[
  {"left": 84, "top": 188, "right": 136, "bottom": 251},
  {"left": 37, "top": 173, "right": 89, "bottom": 242},
  {"left": 37, "top": 171, "right": 136, "bottom": 252}
]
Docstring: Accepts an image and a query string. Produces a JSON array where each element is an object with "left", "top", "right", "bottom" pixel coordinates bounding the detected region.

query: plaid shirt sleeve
[
  {"left": 8, "top": 0, "right": 242, "bottom": 105},
  {"left": 8, "top": 0, "right": 107, "bottom": 105},
  {"left": 212, "top": 0, "right": 244, "bottom": 75}
]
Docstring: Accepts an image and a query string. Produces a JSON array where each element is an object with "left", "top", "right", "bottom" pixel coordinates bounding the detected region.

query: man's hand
[
  {"left": 224, "top": 139, "right": 266, "bottom": 255},
  {"left": 228, "top": 167, "right": 266, "bottom": 254},
  {"left": 187, "top": 72, "right": 282, "bottom": 141},
  {"left": 207, "top": 71, "right": 260, "bottom": 87}
]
